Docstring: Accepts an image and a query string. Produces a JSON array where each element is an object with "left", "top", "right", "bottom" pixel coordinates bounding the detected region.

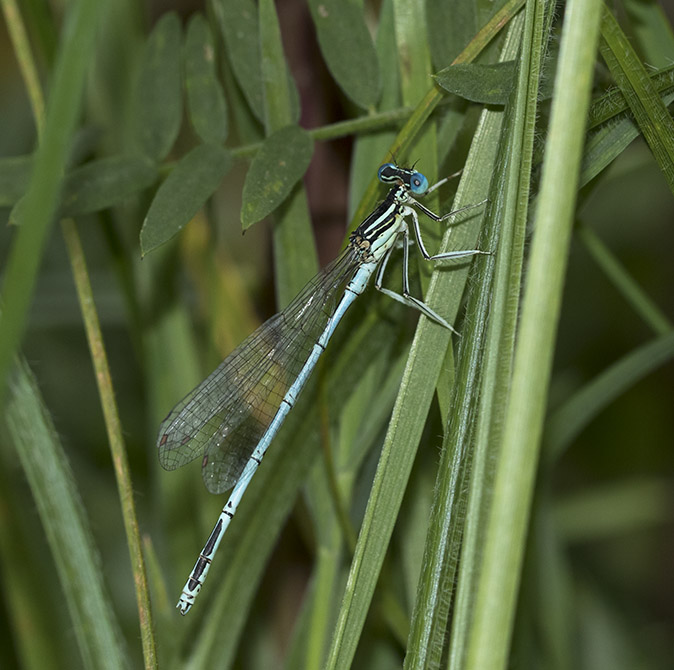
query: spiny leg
[
  {"left": 406, "top": 205, "right": 489, "bottom": 263},
  {"left": 411, "top": 196, "right": 488, "bottom": 224},
  {"left": 374, "top": 227, "right": 459, "bottom": 333}
]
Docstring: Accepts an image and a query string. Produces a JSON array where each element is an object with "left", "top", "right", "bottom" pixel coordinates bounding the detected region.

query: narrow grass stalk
[
  {"left": 577, "top": 222, "right": 672, "bottom": 335},
  {"left": 61, "top": 220, "right": 157, "bottom": 668},
  {"left": 545, "top": 331, "right": 674, "bottom": 463},
  {"left": 1, "top": 0, "right": 45, "bottom": 136}
]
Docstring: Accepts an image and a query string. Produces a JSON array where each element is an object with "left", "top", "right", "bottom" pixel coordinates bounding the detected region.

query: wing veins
[{"left": 157, "top": 247, "right": 361, "bottom": 490}]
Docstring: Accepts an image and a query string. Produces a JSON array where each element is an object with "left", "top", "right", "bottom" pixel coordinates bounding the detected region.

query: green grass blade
[
  {"left": 587, "top": 63, "right": 674, "bottom": 129},
  {"left": 407, "top": 5, "right": 539, "bottom": 664},
  {"left": 392, "top": 0, "right": 438, "bottom": 188},
  {"left": 625, "top": 0, "right": 674, "bottom": 67},
  {"left": 325, "top": 90, "right": 501, "bottom": 670},
  {"left": 554, "top": 476, "right": 672, "bottom": 542},
  {"left": 0, "top": 474, "right": 69, "bottom": 669},
  {"left": 598, "top": 5, "right": 674, "bottom": 194},
  {"left": 259, "top": 0, "right": 300, "bottom": 133},
  {"left": 0, "top": 0, "right": 102, "bottom": 401},
  {"left": 450, "top": 3, "right": 564, "bottom": 665},
  {"left": 4, "top": 357, "right": 129, "bottom": 670},
  {"left": 577, "top": 223, "right": 672, "bottom": 335},
  {"left": 580, "top": 91, "right": 674, "bottom": 186},
  {"left": 464, "top": 0, "right": 604, "bottom": 665},
  {"left": 545, "top": 331, "right": 674, "bottom": 462}
]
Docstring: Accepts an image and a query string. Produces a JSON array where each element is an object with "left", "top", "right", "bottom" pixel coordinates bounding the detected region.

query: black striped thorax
[{"left": 349, "top": 185, "right": 409, "bottom": 262}]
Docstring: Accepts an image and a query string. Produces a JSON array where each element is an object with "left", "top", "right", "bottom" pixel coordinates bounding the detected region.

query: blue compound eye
[
  {"left": 378, "top": 163, "right": 398, "bottom": 183},
  {"left": 409, "top": 171, "right": 428, "bottom": 194}
]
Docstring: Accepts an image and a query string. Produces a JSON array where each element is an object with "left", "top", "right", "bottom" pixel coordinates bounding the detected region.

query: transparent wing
[{"left": 157, "top": 246, "right": 362, "bottom": 494}]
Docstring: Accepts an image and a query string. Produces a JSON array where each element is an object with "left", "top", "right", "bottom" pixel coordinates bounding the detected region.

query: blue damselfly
[{"left": 158, "top": 163, "right": 485, "bottom": 614}]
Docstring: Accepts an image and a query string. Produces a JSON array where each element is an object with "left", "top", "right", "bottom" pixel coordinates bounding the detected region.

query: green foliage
[
  {"left": 306, "top": 0, "right": 381, "bottom": 109},
  {"left": 132, "top": 12, "right": 183, "bottom": 162},
  {"left": 184, "top": 14, "right": 229, "bottom": 145},
  {"left": 434, "top": 61, "right": 517, "bottom": 104},
  {"left": 241, "top": 125, "right": 313, "bottom": 228},
  {"left": 140, "top": 144, "right": 232, "bottom": 254},
  {"left": 0, "top": 1, "right": 672, "bottom": 669}
]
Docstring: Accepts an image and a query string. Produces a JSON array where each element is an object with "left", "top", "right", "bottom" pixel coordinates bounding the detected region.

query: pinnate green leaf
[
  {"left": 133, "top": 12, "right": 183, "bottom": 160},
  {"left": 184, "top": 13, "right": 228, "bottom": 144},
  {"left": 241, "top": 125, "right": 313, "bottom": 228},
  {"left": 434, "top": 61, "right": 516, "bottom": 105},
  {"left": 140, "top": 143, "right": 231, "bottom": 255}
]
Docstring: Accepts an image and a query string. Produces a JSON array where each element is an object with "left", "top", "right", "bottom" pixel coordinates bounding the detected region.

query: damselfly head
[{"left": 377, "top": 163, "right": 429, "bottom": 196}]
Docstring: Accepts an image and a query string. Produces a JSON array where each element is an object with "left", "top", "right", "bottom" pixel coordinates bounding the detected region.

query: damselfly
[{"left": 158, "top": 163, "right": 485, "bottom": 614}]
